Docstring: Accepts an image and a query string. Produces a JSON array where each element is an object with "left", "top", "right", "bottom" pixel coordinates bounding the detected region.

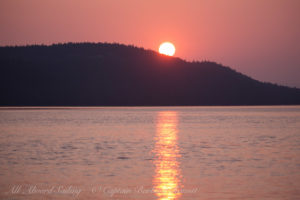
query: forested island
[{"left": 1, "top": 43, "right": 300, "bottom": 106}]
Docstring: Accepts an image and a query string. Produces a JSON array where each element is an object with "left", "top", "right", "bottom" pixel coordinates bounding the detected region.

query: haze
[{"left": 0, "top": 0, "right": 299, "bottom": 87}]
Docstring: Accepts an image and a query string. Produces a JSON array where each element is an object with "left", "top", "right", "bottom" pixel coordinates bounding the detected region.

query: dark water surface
[{"left": 0, "top": 106, "right": 299, "bottom": 200}]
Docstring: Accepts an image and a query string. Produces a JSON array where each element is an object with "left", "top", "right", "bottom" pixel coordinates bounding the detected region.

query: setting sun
[{"left": 159, "top": 42, "right": 175, "bottom": 56}]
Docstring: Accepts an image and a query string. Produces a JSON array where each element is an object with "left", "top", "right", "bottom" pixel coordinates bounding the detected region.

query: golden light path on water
[{"left": 153, "top": 111, "right": 182, "bottom": 200}]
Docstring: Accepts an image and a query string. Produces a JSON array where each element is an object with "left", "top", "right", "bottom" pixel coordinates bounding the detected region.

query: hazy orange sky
[{"left": 1, "top": 0, "right": 299, "bottom": 87}]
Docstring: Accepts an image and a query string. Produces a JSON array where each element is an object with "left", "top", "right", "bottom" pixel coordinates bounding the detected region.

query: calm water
[{"left": 0, "top": 106, "right": 300, "bottom": 200}]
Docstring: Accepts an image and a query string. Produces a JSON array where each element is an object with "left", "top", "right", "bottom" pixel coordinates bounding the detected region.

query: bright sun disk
[{"left": 159, "top": 42, "right": 175, "bottom": 56}]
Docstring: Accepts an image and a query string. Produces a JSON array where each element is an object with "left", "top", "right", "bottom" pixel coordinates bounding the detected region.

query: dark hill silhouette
[{"left": 0, "top": 42, "right": 300, "bottom": 106}]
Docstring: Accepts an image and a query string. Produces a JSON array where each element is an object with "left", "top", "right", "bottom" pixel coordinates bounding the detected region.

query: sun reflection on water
[{"left": 153, "top": 111, "right": 182, "bottom": 200}]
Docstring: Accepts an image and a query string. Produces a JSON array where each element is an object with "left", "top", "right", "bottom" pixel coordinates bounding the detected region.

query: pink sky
[{"left": 1, "top": 0, "right": 299, "bottom": 87}]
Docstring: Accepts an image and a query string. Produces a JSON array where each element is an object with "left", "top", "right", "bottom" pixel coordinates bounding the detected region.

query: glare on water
[
  {"left": 153, "top": 111, "right": 182, "bottom": 200},
  {"left": 0, "top": 106, "right": 300, "bottom": 200}
]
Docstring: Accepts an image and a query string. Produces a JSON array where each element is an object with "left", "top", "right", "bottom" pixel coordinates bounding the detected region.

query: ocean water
[{"left": 0, "top": 106, "right": 299, "bottom": 200}]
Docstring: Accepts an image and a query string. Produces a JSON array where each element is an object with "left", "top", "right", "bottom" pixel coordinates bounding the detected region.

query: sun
[{"left": 159, "top": 42, "right": 176, "bottom": 56}]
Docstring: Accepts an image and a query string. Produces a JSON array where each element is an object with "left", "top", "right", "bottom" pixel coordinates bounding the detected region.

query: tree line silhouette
[{"left": 0, "top": 42, "right": 300, "bottom": 106}]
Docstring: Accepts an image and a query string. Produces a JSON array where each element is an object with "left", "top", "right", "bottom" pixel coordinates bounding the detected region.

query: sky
[{"left": 0, "top": 0, "right": 299, "bottom": 87}]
